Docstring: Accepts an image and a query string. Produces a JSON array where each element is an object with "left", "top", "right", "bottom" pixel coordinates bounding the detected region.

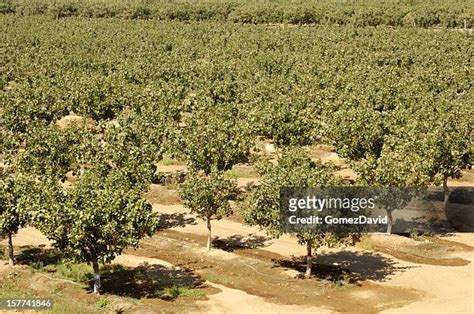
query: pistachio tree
[
  {"left": 325, "top": 105, "right": 431, "bottom": 233},
  {"left": 179, "top": 171, "right": 238, "bottom": 251},
  {"left": 243, "top": 148, "right": 349, "bottom": 277},
  {"left": 27, "top": 167, "right": 157, "bottom": 294},
  {"left": 417, "top": 107, "right": 473, "bottom": 209},
  {"left": 176, "top": 104, "right": 253, "bottom": 174},
  {"left": 176, "top": 104, "right": 251, "bottom": 250},
  {"left": 16, "top": 114, "right": 161, "bottom": 294}
]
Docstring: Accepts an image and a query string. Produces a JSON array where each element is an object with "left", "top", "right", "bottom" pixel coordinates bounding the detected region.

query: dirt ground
[
  {"left": 2, "top": 219, "right": 473, "bottom": 313},
  {"left": 114, "top": 253, "right": 329, "bottom": 314}
]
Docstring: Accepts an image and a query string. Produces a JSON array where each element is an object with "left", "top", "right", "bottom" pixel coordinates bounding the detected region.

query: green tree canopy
[
  {"left": 243, "top": 148, "right": 351, "bottom": 277},
  {"left": 27, "top": 167, "right": 157, "bottom": 294},
  {"left": 0, "top": 172, "right": 31, "bottom": 266},
  {"left": 179, "top": 171, "right": 238, "bottom": 250},
  {"left": 176, "top": 104, "right": 253, "bottom": 174}
]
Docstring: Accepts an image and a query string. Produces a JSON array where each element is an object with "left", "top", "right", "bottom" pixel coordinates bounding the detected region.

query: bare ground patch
[
  {"left": 127, "top": 235, "right": 423, "bottom": 313},
  {"left": 368, "top": 234, "right": 471, "bottom": 266},
  {"left": 145, "top": 184, "right": 181, "bottom": 205}
]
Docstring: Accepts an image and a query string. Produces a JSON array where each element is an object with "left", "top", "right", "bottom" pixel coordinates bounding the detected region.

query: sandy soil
[
  {"left": 195, "top": 282, "right": 329, "bottom": 314},
  {"left": 0, "top": 227, "right": 330, "bottom": 312},
  {"left": 382, "top": 260, "right": 474, "bottom": 313},
  {"left": 156, "top": 164, "right": 187, "bottom": 173},
  {"left": 2, "top": 222, "right": 473, "bottom": 313},
  {"left": 114, "top": 252, "right": 328, "bottom": 313},
  {"left": 236, "top": 177, "right": 261, "bottom": 189},
  {"left": 5, "top": 227, "right": 52, "bottom": 247},
  {"left": 442, "top": 233, "right": 474, "bottom": 247},
  {"left": 154, "top": 203, "right": 304, "bottom": 257}
]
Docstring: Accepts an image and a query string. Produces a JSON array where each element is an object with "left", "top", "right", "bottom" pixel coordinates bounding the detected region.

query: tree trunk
[
  {"left": 305, "top": 244, "right": 312, "bottom": 278},
  {"left": 7, "top": 232, "right": 14, "bottom": 266},
  {"left": 386, "top": 209, "right": 393, "bottom": 234},
  {"left": 206, "top": 217, "right": 212, "bottom": 251},
  {"left": 443, "top": 177, "right": 450, "bottom": 211},
  {"left": 92, "top": 259, "right": 101, "bottom": 294}
]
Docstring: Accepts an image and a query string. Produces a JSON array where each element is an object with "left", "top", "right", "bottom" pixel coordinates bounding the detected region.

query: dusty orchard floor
[{"left": 2, "top": 226, "right": 473, "bottom": 313}]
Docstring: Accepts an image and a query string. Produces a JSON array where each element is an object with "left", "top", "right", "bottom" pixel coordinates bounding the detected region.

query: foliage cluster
[{"left": 0, "top": 0, "right": 472, "bottom": 28}]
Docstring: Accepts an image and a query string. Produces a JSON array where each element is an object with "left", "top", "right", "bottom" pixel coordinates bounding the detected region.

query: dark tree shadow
[
  {"left": 391, "top": 217, "right": 454, "bottom": 235},
  {"left": 390, "top": 208, "right": 474, "bottom": 234},
  {"left": 445, "top": 204, "right": 474, "bottom": 232},
  {"left": 273, "top": 251, "right": 415, "bottom": 283},
  {"left": 423, "top": 188, "right": 474, "bottom": 205},
  {"left": 212, "top": 233, "right": 271, "bottom": 252},
  {"left": 157, "top": 212, "right": 196, "bottom": 229},
  {"left": 16, "top": 246, "right": 63, "bottom": 267},
  {"left": 97, "top": 263, "right": 205, "bottom": 300},
  {"left": 153, "top": 171, "right": 187, "bottom": 185},
  {"left": 415, "top": 187, "right": 474, "bottom": 233},
  {"left": 14, "top": 247, "right": 205, "bottom": 301}
]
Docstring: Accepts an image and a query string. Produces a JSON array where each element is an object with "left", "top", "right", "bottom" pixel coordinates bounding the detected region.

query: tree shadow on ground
[
  {"left": 98, "top": 263, "right": 205, "bottom": 300},
  {"left": 157, "top": 212, "right": 196, "bottom": 229},
  {"left": 212, "top": 233, "right": 271, "bottom": 252},
  {"left": 391, "top": 217, "right": 455, "bottom": 235},
  {"left": 274, "top": 251, "right": 416, "bottom": 283},
  {"left": 423, "top": 188, "right": 474, "bottom": 205},
  {"left": 15, "top": 247, "right": 206, "bottom": 301},
  {"left": 16, "top": 246, "right": 63, "bottom": 267}
]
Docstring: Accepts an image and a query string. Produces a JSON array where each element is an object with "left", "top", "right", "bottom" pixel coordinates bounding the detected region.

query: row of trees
[
  {"left": 1, "top": 101, "right": 471, "bottom": 283},
  {"left": 166, "top": 96, "right": 471, "bottom": 277},
  {"left": 1, "top": 0, "right": 472, "bottom": 28}
]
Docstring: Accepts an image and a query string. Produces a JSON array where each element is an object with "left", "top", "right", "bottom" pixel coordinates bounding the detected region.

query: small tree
[
  {"left": 325, "top": 106, "right": 440, "bottom": 233},
  {"left": 420, "top": 110, "right": 472, "bottom": 209},
  {"left": 176, "top": 104, "right": 251, "bottom": 251},
  {"left": 29, "top": 168, "right": 157, "bottom": 294},
  {"left": 0, "top": 173, "right": 33, "bottom": 266},
  {"left": 179, "top": 171, "right": 237, "bottom": 251},
  {"left": 352, "top": 145, "right": 430, "bottom": 234},
  {"left": 243, "top": 148, "right": 351, "bottom": 277}
]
